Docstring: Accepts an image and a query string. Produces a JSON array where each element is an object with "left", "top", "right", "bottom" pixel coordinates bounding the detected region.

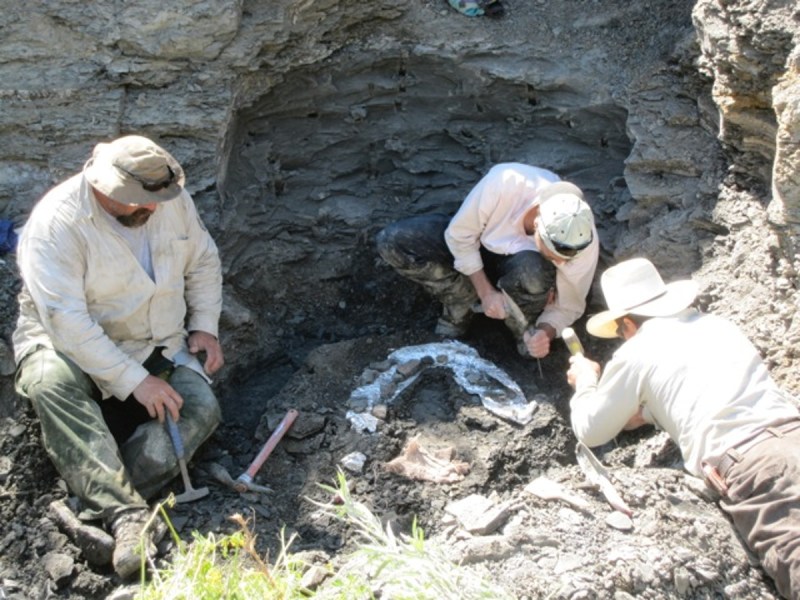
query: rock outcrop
[{"left": 0, "top": 0, "right": 798, "bottom": 386}]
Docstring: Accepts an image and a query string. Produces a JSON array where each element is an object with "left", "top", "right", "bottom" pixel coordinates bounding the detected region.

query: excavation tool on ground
[
  {"left": 165, "top": 413, "right": 209, "bottom": 503},
  {"left": 575, "top": 442, "right": 632, "bottom": 516},
  {"left": 234, "top": 408, "right": 299, "bottom": 493}
]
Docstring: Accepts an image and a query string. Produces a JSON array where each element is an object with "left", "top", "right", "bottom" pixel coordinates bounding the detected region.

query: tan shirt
[
  {"left": 13, "top": 173, "right": 222, "bottom": 400},
  {"left": 444, "top": 163, "right": 599, "bottom": 334},
  {"left": 570, "top": 310, "right": 800, "bottom": 477}
]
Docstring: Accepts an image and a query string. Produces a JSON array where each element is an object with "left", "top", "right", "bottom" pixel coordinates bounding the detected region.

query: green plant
[
  {"left": 311, "top": 470, "right": 514, "bottom": 600},
  {"left": 138, "top": 472, "right": 514, "bottom": 600},
  {"left": 136, "top": 508, "right": 310, "bottom": 600}
]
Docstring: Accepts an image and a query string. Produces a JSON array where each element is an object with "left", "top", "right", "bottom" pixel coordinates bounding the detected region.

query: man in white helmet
[
  {"left": 377, "top": 163, "right": 599, "bottom": 359},
  {"left": 13, "top": 135, "right": 223, "bottom": 579},
  {"left": 567, "top": 257, "right": 800, "bottom": 598}
]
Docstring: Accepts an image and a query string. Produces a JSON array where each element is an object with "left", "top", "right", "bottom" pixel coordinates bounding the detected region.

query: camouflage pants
[
  {"left": 376, "top": 213, "right": 555, "bottom": 333},
  {"left": 15, "top": 346, "right": 221, "bottom": 524}
]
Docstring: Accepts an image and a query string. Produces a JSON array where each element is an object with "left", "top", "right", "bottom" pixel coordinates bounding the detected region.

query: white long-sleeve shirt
[
  {"left": 570, "top": 310, "right": 800, "bottom": 477},
  {"left": 444, "top": 163, "right": 599, "bottom": 334},
  {"left": 13, "top": 172, "right": 222, "bottom": 400}
]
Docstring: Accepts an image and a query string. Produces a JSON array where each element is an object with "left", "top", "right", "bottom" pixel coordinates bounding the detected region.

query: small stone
[
  {"left": 371, "top": 404, "right": 388, "bottom": 419},
  {"left": 345, "top": 411, "right": 378, "bottom": 434},
  {"left": 674, "top": 566, "right": 691, "bottom": 595},
  {"left": 286, "top": 413, "right": 326, "bottom": 440},
  {"left": 300, "top": 564, "right": 330, "bottom": 590},
  {"left": 445, "top": 494, "right": 510, "bottom": 535},
  {"left": 42, "top": 552, "right": 74, "bottom": 587},
  {"left": 396, "top": 359, "right": 421, "bottom": 377},
  {"left": 605, "top": 511, "right": 634, "bottom": 531},
  {"left": 341, "top": 452, "right": 366, "bottom": 473}
]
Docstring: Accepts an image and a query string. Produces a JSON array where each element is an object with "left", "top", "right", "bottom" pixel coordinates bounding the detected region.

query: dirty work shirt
[
  {"left": 13, "top": 172, "right": 222, "bottom": 400},
  {"left": 569, "top": 309, "right": 799, "bottom": 477},
  {"left": 444, "top": 163, "right": 599, "bottom": 335}
]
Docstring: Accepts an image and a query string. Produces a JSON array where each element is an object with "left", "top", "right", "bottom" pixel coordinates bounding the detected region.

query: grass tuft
[{"left": 137, "top": 471, "right": 513, "bottom": 599}]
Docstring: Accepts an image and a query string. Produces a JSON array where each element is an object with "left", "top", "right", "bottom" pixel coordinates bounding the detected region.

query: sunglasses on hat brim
[
  {"left": 115, "top": 164, "right": 177, "bottom": 192},
  {"left": 550, "top": 237, "right": 592, "bottom": 259}
]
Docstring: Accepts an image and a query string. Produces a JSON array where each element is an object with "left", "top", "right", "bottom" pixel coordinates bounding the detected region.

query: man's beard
[{"left": 116, "top": 208, "right": 153, "bottom": 228}]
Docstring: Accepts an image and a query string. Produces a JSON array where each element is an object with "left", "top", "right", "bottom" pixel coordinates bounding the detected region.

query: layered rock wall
[{"left": 0, "top": 0, "right": 798, "bottom": 388}]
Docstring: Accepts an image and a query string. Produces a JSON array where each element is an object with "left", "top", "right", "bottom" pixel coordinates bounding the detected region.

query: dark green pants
[{"left": 15, "top": 347, "right": 221, "bottom": 524}]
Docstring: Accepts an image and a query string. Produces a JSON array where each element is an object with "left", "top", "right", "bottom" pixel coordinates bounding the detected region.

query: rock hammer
[
  {"left": 165, "top": 413, "right": 209, "bottom": 503},
  {"left": 235, "top": 408, "right": 298, "bottom": 492}
]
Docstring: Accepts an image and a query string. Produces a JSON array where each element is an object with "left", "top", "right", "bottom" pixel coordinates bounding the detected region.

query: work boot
[
  {"left": 111, "top": 509, "right": 161, "bottom": 579},
  {"left": 49, "top": 499, "right": 115, "bottom": 566},
  {"left": 434, "top": 302, "right": 474, "bottom": 338}
]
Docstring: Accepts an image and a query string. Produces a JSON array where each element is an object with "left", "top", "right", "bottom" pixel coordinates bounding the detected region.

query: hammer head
[{"left": 174, "top": 484, "right": 209, "bottom": 504}]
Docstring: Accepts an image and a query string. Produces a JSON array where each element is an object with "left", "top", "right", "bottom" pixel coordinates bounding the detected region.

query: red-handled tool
[{"left": 234, "top": 409, "right": 299, "bottom": 492}]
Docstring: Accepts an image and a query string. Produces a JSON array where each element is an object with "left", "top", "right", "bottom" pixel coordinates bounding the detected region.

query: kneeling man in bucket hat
[
  {"left": 13, "top": 135, "right": 223, "bottom": 578},
  {"left": 567, "top": 257, "right": 800, "bottom": 598}
]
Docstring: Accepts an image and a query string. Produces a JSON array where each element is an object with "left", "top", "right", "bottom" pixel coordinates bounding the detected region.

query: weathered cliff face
[
  {"left": 693, "top": 0, "right": 799, "bottom": 222},
  {"left": 690, "top": 0, "right": 800, "bottom": 390},
  {"left": 0, "top": 0, "right": 797, "bottom": 388}
]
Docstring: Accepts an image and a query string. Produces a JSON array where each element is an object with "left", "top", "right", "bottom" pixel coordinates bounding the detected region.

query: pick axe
[{"left": 165, "top": 413, "right": 209, "bottom": 503}]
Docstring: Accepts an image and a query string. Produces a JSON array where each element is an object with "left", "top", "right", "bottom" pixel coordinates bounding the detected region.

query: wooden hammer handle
[{"left": 236, "top": 409, "right": 299, "bottom": 487}]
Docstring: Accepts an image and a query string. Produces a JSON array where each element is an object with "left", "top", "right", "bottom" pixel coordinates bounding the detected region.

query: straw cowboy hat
[
  {"left": 83, "top": 135, "right": 185, "bottom": 205},
  {"left": 586, "top": 257, "right": 698, "bottom": 338}
]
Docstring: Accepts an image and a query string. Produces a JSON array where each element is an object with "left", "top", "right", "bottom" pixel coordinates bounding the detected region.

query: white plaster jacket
[{"left": 13, "top": 173, "right": 222, "bottom": 400}]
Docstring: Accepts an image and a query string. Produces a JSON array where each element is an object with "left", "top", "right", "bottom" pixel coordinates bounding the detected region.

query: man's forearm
[
  {"left": 468, "top": 270, "right": 496, "bottom": 301},
  {"left": 535, "top": 322, "right": 556, "bottom": 340}
]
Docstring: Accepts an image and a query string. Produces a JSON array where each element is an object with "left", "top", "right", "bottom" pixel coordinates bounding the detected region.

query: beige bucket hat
[
  {"left": 83, "top": 135, "right": 185, "bottom": 205},
  {"left": 586, "top": 257, "right": 698, "bottom": 338},
  {"left": 535, "top": 182, "right": 594, "bottom": 260}
]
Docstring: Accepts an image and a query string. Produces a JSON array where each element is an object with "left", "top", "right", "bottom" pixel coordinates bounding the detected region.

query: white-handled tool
[{"left": 562, "top": 326, "right": 585, "bottom": 357}]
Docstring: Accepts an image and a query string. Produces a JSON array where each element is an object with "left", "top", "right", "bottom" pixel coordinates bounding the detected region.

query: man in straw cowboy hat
[
  {"left": 13, "top": 135, "right": 224, "bottom": 578},
  {"left": 377, "top": 163, "right": 598, "bottom": 359},
  {"left": 567, "top": 257, "right": 800, "bottom": 598}
]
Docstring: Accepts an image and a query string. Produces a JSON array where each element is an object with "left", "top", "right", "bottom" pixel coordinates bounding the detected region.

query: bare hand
[
  {"left": 523, "top": 328, "right": 551, "bottom": 358},
  {"left": 623, "top": 408, "right": 647, "bottom": 431},
  {"left": 566, "top": 354, "right": 601, "bottom": 389},
  {"left": 480, "top": 289, "right": 508, "bottom": 320},
  {"left": 188, "top": 330, "right": 224, "bottom": 375},
  {"left": 132, "top": 375, "right": 183, "bottom": 423}
]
